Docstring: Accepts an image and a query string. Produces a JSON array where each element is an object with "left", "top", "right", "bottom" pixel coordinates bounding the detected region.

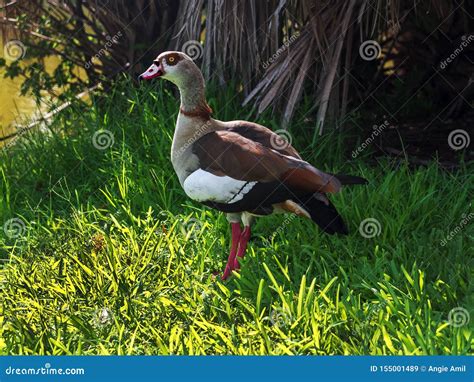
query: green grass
[{"left": 0, "top": 79, "right": 472, "bottom": 355}]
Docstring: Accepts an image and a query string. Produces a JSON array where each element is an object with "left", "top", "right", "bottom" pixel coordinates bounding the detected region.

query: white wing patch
[{"left": 183, "top": 169, "right": 257, "bottom": 203}]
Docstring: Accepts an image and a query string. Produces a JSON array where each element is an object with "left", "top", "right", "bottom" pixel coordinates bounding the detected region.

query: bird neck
[{"left": 177, "top": 74, "right": 212, "bottom": 120}]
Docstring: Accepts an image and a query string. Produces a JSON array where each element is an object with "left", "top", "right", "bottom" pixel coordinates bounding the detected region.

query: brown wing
[
  {"left": 193, "top": 130, "right": 341, "bottom": 194},
  {"left": 225, "top": 121, "right": 302, "bottom": 159}
]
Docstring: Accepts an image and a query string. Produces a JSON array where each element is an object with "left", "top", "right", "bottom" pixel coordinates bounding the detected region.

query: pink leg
[
  {"left": 233, "top": 226, "right": 251, "bottom": 270},
  {"left": 222, "top": 223, "right": 241, "bottom": 280}
]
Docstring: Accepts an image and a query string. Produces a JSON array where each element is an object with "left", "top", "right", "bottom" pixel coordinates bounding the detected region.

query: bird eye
[{"left": 168, "top": 56, "right": 175, "bottom": 63}]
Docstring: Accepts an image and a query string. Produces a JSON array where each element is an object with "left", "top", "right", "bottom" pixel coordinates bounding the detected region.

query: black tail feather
[
  {"left": 330, "top": 173, "right": 368, "bottom": 186},
  {"left": 298, "top": 194, "right": 348, "bottom": 235}
]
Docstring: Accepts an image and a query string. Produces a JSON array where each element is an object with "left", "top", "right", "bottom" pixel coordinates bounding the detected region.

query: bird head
[{"left": 138, "top": 51, "right": 199, "bottom": 87}]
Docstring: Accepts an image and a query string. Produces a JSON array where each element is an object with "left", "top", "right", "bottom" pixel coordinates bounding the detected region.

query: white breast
[
  {"left": 183, "top": 169, "right": 256, "bottom": 203},
  {"left": 171, "top": 114, "right": 212, "bottom": 186}
]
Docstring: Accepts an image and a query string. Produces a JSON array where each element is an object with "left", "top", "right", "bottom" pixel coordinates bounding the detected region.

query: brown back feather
[{"left": 193, "top": 131, "right": 340, "bottom": 193}]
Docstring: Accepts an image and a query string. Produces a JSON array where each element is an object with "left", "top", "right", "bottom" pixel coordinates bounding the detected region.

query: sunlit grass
[{"left": 0, "top": 79, "right": 472, "bottom": 355}]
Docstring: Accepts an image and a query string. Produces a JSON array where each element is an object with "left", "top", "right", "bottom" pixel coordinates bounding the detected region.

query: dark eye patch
[{"left": 166, "top": 53, "right": 180, "bottom": 66}]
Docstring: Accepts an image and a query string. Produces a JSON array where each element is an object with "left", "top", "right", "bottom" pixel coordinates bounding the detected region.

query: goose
[{"left": 139, "top": 51, "right": 367, "bottom": 280}]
